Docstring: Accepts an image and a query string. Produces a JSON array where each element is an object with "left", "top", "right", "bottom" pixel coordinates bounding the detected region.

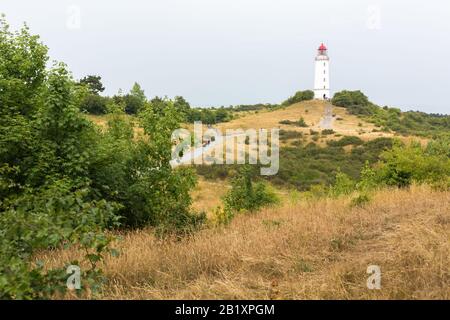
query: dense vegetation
[
  {"left": 196, "top": 136, "right": 395, "bottom": 190},
  {"left": 281, "top": 90, "right": 314, "bottom": 106},
  {"left": 332, "top": 90, "right": 450, "bottom": 137},
  {"left": 0, "top": 19, "right": 203, "bottom": 298}
]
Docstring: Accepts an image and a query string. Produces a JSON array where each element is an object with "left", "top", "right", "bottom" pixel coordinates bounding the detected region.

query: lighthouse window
[
  {"left": 324, "top": 78, "right": 326, "bottom": 82},
  {"left": 324, "top": 70, "right": 326, "bottom": 74}
]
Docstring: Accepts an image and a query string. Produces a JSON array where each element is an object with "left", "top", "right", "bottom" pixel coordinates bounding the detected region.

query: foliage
[
  {"left": 78, "top": 75, "right": 105, "bottom": 94},
  {"left": 331, "top": 90, "right": 370, "bottom": 108},
  {"left": 375, "top": 140, "right": 450, "bottom": 188},
  {"left": 350, "top": 193, "right": 371, "bottom": 207},
  {"left": 223, "top": 166, "right": 279, "bottom": 214},
  {"left": 282, "top": 90, "right": 314, "bottom": 106},
  {"left": 327, "top": 136, "right": 364, "bottom": 147},
  {"left": 230, "top": 103, "right": 280, "bottom": 112},
  {"left": 0, "top": 181, "right": 120, "bottom": 299},
  {"left": 279, "top": 130, "right": 303, "bottom": 141},
  {"left": 80, "top": 94, "right": 110, "bottom": 115},
  {"left": 298, "top": 117, "right": 308, "bottom": 127},
  {"left": 0, "top": 18, "right": 203, "bottom": 298},
  {"left": 328, "top": 170, "right": 355, "bottom": 197},
  {"left": 332, "top": 90, "right": 450, "bottom": 137},
  {"left": 173, "top": 96, "right": 191, "bottom": 118},
  {"left": 111, "top": 83, "right": 147, "bottom": 115},
  {"left": 279, "top": 117, "right": 308, "bottom": 127},
  {"left": 267, "top": 137, "right": 394, "bottom": 190},
  {"left": 210, "top": 205, "right": 234, "bottom": 226},
  {"left": 186, "top": 106, "right": 232, "bottom": 124},
  {"left": 321, "top": 129, "right": 335, "bottom": 135}
]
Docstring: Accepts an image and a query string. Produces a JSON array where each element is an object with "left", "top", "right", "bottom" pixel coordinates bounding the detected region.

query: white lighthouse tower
[{"left": 314, "top": 43, "right": 330, "bottom": 100}]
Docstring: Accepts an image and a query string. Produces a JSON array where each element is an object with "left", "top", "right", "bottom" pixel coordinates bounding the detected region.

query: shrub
[
  {"left": 279, "top": 117, "right": 308, "bottom": 127},
  {"left": 329, "top": 170, "right": 356, "bottom": 197},
  {"left": 0, "top": 18, "right": 205, "bottom": 298},
  {"left": 321, "top": 129, "right": 335, "bottom": 135},
  {"left": 298, "top": 117, "right": 308, "bottom": 127},
  {"left": 327, "top": 136, "right": 364, "bottom": 147},
  {"left": 223, "top": 167, "right": 279, "bottom": 214},
  {"left": 376, "top": 141, "right": 450, "bottom": 188},
  {"left": 0, "top": 180, "right": 120, "bottom": 299},
  {"left": 350, "top": 193, "right": 371, "bottom": 207},
  {"left": 211, "top": 206, "right": 234, "bottom": 226},
  {"left": 282, "top": 90, "right": 314, "bottom": 106},
  {"left": 332, "top": 90, "right": 370, "bottom": 108},
  {"left": 80, "top": 94, "right": 109, "bottom": 115},
  {"left": 279, "top": 130, "right": 303, "bottom": 141}
]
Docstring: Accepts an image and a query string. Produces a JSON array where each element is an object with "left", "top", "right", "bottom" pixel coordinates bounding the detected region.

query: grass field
[{"left": 39, "top": 185, "right": 449, "bottom": 299}]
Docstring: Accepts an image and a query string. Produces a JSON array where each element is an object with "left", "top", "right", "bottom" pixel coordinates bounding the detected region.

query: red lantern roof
[{"left": 319, "top": 43, "right": 327, "bottom": 51}]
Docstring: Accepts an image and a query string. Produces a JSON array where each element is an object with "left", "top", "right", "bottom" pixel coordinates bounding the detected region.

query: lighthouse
[{"left": 314, "top": 43, "right": 330, "bottom": 100}]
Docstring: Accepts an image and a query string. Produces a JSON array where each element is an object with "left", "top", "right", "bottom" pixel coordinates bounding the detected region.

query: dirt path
[{"left": 318, "top": 102, "right": 334, "bottom": 130}]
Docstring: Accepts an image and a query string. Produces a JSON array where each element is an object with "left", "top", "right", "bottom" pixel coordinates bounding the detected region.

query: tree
[
  {"left": 80, "top": 94, "right": 109, "bottom": 114},
  {"left": 0, "top": 16, "right": 48, "bottom": 195},
  {"left": 79, "top": 75, "right": 105, "bottom": 94},
  {"left": 331, "top": 90, "right": 369, "bottom": 108},
  {"left": 130, "top": 82, "right": 146, "bottom": 104},
  {"left": 173, "top": 96, "right": 191, "bottom": 119}
]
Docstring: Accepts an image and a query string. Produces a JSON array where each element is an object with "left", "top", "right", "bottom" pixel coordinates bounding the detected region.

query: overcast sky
[{"left": 2, "top": 0, "right": 449, "bottom": 113}]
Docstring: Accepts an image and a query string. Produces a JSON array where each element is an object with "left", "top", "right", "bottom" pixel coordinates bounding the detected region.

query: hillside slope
[
  {"left": 41, "top": 185, "right": 449, "bottom": 299},
  {"left": 216, "top": 101, "right": 395, "bottom": 143}
]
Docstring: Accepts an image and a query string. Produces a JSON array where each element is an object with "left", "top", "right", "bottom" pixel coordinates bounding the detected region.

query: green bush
[
  {"left": 321, "top": 129, "right": 335, "bottom": 135},
  {"left": 350, "top": 193, "right": 371, "bottom": 207},
  {"left": 223, "top": 167, "right": 279, "bottom": 214},
  {"left": 0, "top": 180, "right": 120, "bottom": 299},
  {"left": 327, "top": 136, "right": 364, "bottom": 147},
  {"left": 279, "top": 130, "right": 303, "bottom": 141},
  {"left": 298, "top": 117, "right": 308, "bottom": 127},
  {"left": 186, "top": 107, "right": 233, "bottom": 124},
  {"left": 266, "top": 137, "right": 393, "bottom": 191},
  {"left": 376, "top": 141, "right": 450, "bottom": 188},
  {"left": 332, "top": 91, "right": 450, "bottom": 138},
  {"left": 331, "top": 90, "right": 370, "bottom": 108},
  {"left": 282, "top": 90, "right": 314, "bottom": 106},
  {"left": 80, "top": 94, "right": 109, "bottom": 115},
  {"left": 329, "top": 170, "right": 356, "bottom": 197},
  {"left": 0, "top": 18, "right": 204, "bottom": 298}
]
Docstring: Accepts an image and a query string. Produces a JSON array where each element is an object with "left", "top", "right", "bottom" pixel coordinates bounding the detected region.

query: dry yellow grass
[
  {"left": 86, "top": 102, "right": 428, "bottom": 147},
  {"left": 190, "top": 178, "right": 229, "bottom": 214},
  {"left": 215, "top": 101, "right": 395, "bottom": 144},
  {"left": 40, "top": 185, "right": 449, "bottom": 299}
]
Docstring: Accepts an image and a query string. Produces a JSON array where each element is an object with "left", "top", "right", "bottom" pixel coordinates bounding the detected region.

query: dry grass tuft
[{"left": 40, "top": 185, "right": 449, "bottom": 299}]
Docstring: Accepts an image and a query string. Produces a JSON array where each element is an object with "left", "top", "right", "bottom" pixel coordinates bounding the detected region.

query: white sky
[{"left": 2, "top": 0, "right": 450, "bottom": 113}]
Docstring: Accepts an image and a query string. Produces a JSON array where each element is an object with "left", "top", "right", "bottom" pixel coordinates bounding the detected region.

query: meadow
[{"left": 39, "top": 185, "right": 449, "bottom": 299}]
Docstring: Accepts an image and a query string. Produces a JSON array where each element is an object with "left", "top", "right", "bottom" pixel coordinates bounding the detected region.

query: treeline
[
  {"left": 332, "top": 90, "right": 450, "bottom": 137},
  {"left": 78, "top": 76, "right": 233, "bottom": 124}
]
